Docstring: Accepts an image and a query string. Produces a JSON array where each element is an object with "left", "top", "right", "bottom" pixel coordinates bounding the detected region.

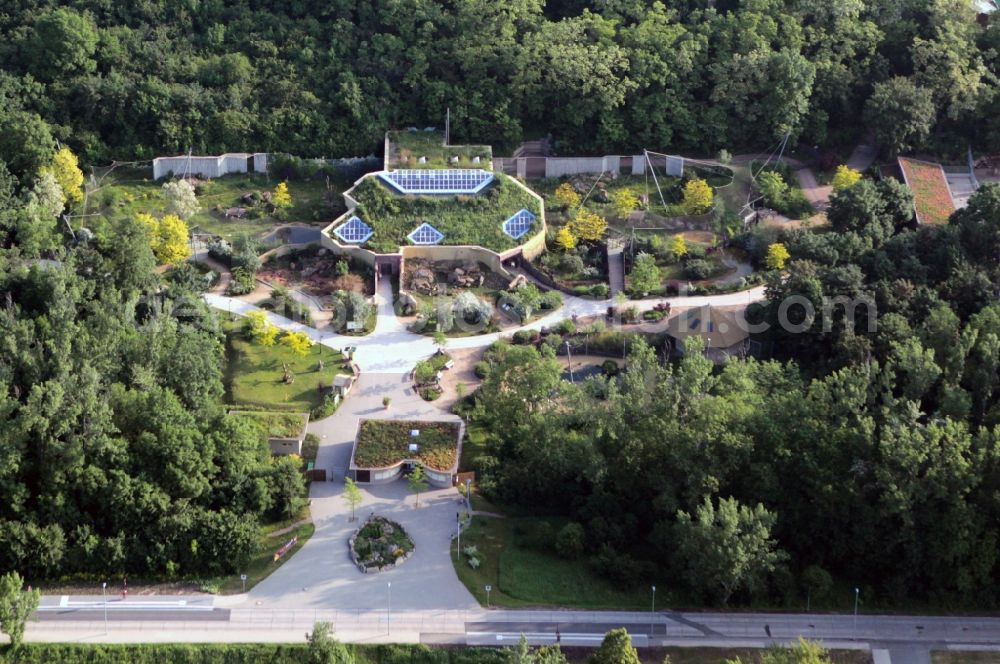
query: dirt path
[{"left": 192, "top": 252, "right": 232, "bottom": 294}]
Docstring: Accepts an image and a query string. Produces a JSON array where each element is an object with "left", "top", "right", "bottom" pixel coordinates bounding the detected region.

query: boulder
[{"left": 508, "top": 274, "right": 528, "bottom": 290}]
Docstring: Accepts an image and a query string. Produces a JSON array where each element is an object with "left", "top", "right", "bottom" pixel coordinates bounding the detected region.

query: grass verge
[
  {"left": 210, "top": 509, "right": 315, "bottom": 594},
  {"left": 453, "top": 514, "right": 655, "bottom": 610}
]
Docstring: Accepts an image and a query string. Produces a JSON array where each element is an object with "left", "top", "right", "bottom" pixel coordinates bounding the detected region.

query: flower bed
[
  {"left": 898, "top": 157, "right": 954, "bottom": 225},
  {"left": 354, "top": 420, "right": 460, "bottom": 471},
  {"left": 349, "top": 516, "right": 415, "bottom": 572}
]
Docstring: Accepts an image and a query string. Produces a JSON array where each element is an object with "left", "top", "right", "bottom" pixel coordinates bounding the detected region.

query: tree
[
  {"left": 556, "top": 226, "right": 578, "bottom": 251},
  {"left": 137, "top": 213, "right": 192, "bottom": 265},
  {"left": 727, "top": 638, "right": 831, "bottom": 664},
  {"left": 273, "top": 182, "right": 293, "bottom": 208},
  {"left": 766, "top": 243, "right": 791, "bottom": 270},
  {"left": 610, "top": 188, "right": 639, "bottom": 218},
  {"left": 0, "top": 111, "right": 55, "bottom": 178},
  {"left": 673, "top": 496, "right": 785, "bottom": 605},
  {"left": 863, "top": 77, "right": 935, "bottom": 157},
  {"left": 30, "top": 171, "right": 65, "bottom": 220},
  {"left": 670, "top": 234, "right": 688, "bottom": 259},
  {"left": 343, "top": 478, "right": 363, "bottom": 522},
  {"left": 163, "top": 179, "right": 201, "bottom": 220},
  {"left": 758, "top": 171, "right": 789, "bottom": 207},
  {"left": 414, "top": 360, "right": 437, "bottom": 385},
  {"left": 281, "top": 331, "right": 314, "bottom": 356},
  {"left": 0, "top": 572, "right": 40, "bottom": 649},
  {"left": 306, "top": 622, "right": 354, "bottom": 664},
  {"left": 629, "top": 252, "right": 660, "bottom": 295},
  {"left": 590, "top": 628, "right": 640, "bottom": 664},
  {"left": 433, "top": 330, "right": 448, "bottom": 351},
  {"left": 681, "top": 179, "right": 713, "bottom": 214},
  {"left": 246, "top": 310, "right": 279, "bottom": 346},
  {"left": 408, "top": 466, "right": 429, "bottom": 507},
  {"left": 555, "top": 522, "right": 585, "bottom": 558},
  {"left": 570, "top": 208, "right": 608, "bottom": 242},
  {"left": 26, "top": 8, "right": 98, "bottom": 81},
  {"left": 831, "top": 165, "right": 861, "bottom": 191},
  {"left": 553, "top": 183, "right": 581, "bottom": 209},
  {"left": 41, "top": 147, "right": 84, "bottom": 204}
]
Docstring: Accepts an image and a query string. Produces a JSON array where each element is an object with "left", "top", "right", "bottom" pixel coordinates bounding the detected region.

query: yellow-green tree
[
  {"left": 766, "top": 243, "right": 791, "bottom": 270},
  {"left": 831, "top": 165, "right": 862, "bottom": 191},
  {"left": 136, "top": 212, "right": 191, "bottom": 265},
  {"left": 246, "top": 310, "right": 279, "bottom": 346},
  {"left": 273, "top": 181, "right": 292, "bottom": 208},
  {"left": 556, "top": 225, "right": 578, "bottom": 251},
  {"left": 610, "top": 187, "right": 639, "bottom": 218},
  {"left": 553, "top": 182, "right": 581, "bottom": 209},
  {"left": 41, "top": 147, "right": 84, "bottom": 204},
  {"left": 681, "top": 178, "right": 713, "bottom": 214},
  {"left": 281, "top": 330, "right": 313, "bottom": 356},
  {"left": 670, "top": 233, "right": 688, "bottom": 259},
  {"left": 569, "top": 208, "right": 607, "bottom": 242}
]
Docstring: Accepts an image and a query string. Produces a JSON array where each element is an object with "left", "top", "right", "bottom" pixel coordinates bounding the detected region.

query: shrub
[
  {"left": 684, "top": 259, "right": 715, "bottom": 281},
  {"left": 642, "top": 309, "right": 667, "bottom": 322},
  {"left": 453, "top": 290, "right": 493, "bottom": 326},
  {"left": 591, "top": 283, "right": 610, "bottom": 298},
  {"left": 556, "top": 318, "right": 576, "bottom": 335},
  {"left": 602, "top": 360, "right": 619, "bottom": 376},
  {"left": 540, "top": 290, "right": 563, "bottom": 310},
  {"left": 559, "top": 253, "right": 585, "bottom": 275},
  {"left": 512, "top": 329, "right": 535, "bottom": 345},
  {"left": 474, "top": 361, "right": 491, "bottom": 379},
  {"left": 555, "top": 522, "right": 586, "bottom": 558},
  {"left": 226, "top": 267, "right": 256, "bottom": 295},
  {"left": 467, "top": 556, "right": 481, "bottom": 569},
  {"left": 463, "top": 545, "right": 479, "bottom": 557}
]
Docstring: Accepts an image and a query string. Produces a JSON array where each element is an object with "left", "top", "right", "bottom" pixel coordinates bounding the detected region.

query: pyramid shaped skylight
[
  {"left": 407, "top": 223, "right": 445, "bottom": 245},
  {"left": 502, "top": 208, "right": 536, "bottom": 240},
  {"left": 332, "top": 216, "right": 374, "bottom": 244}
]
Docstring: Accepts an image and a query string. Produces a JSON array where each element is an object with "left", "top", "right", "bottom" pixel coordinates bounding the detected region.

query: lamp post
[
  {"left": 456, "top": 512, "right": 462, "bottom": 561},
  {"left": 102, "top": 581, "right": 108, "bottom": 635},
  {"left": 853, "top": 587, "right": 860, "bottom": 639},
  {"left": 650, "top": 585, "right": 656, "bottom": 636},
  {"left": 565, "top": 341, "right": 574, "bottom": 383},
  {"left": 387, "top": 582, "right": 392, "bottom": 635}
]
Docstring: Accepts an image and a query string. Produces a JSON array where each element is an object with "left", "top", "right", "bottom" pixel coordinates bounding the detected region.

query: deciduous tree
[
  {"left": 681, "top": 179, "right": 713, "bottom": 214},
  {"left": 766, "top": 243, "right": 791, "bottom": 270},
  {"left": 0, "top": 572, "right": 40, "bottom": 648}
]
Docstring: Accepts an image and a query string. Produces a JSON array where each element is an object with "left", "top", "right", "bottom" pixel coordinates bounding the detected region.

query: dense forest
[
  {"left": 0, "top": 0, "right": 998, "bottom": 163},
  {"left": 471, "top": 182, "right": 1000, "bottom": 609},
  {"left": 0, "top": 199, "right": 307, "bottom": 579}
]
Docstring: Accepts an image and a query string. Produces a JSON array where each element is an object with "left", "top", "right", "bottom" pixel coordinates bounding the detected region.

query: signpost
[
  {"left": 485, "top": 584, "right": 492, "bottom": 608},
  {"left": 240, "top": 574, "right": 248, "bottom": 593}
]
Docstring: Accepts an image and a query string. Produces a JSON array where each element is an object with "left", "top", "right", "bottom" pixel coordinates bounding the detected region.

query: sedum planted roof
[
  {"left": 407, "top": 222, "right": 445, "bottom": 245},
  {"left": 502, "top": 208, "right": 537, "bottom": 240},
  {"left": 332, "top": 215, "right": 374, "bottom": 244},
  {"left": 379, "top": 169, "right": 494, "bottom": 194}
]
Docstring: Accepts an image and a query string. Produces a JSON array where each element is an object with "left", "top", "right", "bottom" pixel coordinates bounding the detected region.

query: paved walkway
[{"left": 237, "top": 369, "right": 473, "bottom": 611}]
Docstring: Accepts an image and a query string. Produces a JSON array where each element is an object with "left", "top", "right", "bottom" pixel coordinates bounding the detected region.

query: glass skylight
[
  {"left": 502, "top": 208, "right": 536, "bottom": 240},
  {"left": 407, "top": 222, "right": 445, "bottom": 245},
  {"left": 379, "top": 169, "right": 493, "bottom": 194},
  {"left": 332, "top": 216, "right": 374, "bottom": 244}
]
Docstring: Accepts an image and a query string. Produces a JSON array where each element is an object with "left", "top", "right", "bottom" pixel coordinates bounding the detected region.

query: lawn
[
  {"left": 387, "top": 129, "right": 493, "bottom": 169},
  {"left": 932, "top": 654, "right": 1000, "bottom": 664},
  {"left": 453, "top": 515, "right": 657, "bottom": 610},
  {"left": 898, "top": 157, "right": 955, "bottom": 225},
  {"left": 459, "top": 423, "right": 488, "bottom": 472},
  {"left": 346, "top": 173, "right": 541, "bottom": 253},
  {"left": 354, "top": 419, "right": 461, "bottom": 470},
  {"left": 79, "top": 169, "right": 344, "bottom": 240},
  {"left": 222, "top": 316, "right": 351, "bottom": 413}
]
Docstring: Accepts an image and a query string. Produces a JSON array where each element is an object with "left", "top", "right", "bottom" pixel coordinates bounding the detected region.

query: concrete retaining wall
[{"left": 153, "top": 152, "right": 268, "bottom": 180}]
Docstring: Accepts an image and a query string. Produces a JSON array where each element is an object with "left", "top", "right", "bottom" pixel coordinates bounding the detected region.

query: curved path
[{"left": 205, "top": 279, "right": 765, "bottom": 373}]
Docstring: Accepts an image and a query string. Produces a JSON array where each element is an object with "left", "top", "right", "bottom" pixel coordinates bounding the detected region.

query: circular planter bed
[{"left": 349, "top": 516, "right": 415, "bottom": 573}]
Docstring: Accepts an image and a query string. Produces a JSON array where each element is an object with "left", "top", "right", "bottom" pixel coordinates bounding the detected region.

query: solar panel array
[
  {"left": 332, "top": 216, "right": 374, "bottom": 244},
  {"left": 407, "top": 222, "right": 445, "bottom": 245},
  {"left": 379, "top": 169, "right": 494, "bottom": 194},
  {"left": 502, "top": 208, "right": 536, "bottom": 240}
]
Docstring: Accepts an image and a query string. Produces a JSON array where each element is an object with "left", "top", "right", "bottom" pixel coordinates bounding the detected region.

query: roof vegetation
[
  {"left": 231, "top": 411, "right": 309, "bottom": 439},
  {"left": 345, "top": 173, "right": 541, "bottom": 253},
  {"left": 387, "top": 129, "right": 492, "bottom": 170},
  {"left": 354, "top": 420, "right": 461, "bottom": 471}
]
